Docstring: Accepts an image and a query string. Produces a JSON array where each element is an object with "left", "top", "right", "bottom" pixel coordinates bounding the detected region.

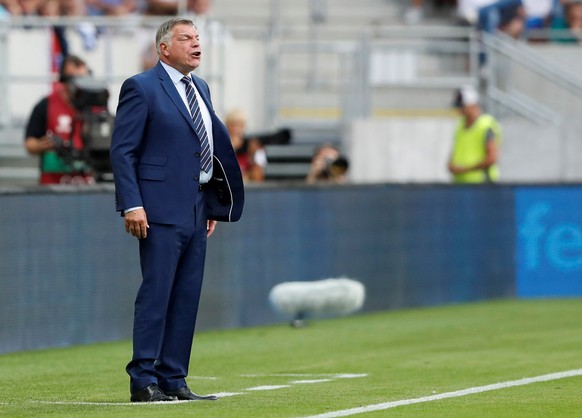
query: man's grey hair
[{"left": 156, "top": 17, "right": 196, "bottom": 56}]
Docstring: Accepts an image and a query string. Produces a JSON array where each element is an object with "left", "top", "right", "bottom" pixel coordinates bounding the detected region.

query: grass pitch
[{"left": 1, "top": 298, "right": 581, "bottom": 417}]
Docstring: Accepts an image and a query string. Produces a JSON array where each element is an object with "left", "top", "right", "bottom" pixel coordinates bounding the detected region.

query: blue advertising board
[{"left": 516, "top": 187, "right": 582, "bottom": 297}]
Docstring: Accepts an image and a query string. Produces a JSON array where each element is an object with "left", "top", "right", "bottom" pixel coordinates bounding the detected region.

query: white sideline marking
[
  {"left": 212, "top": 392, "right": 245, "bottom": 398},
  {"left": 303, "top": 368, "right": 582, "bottom": 418},
  {"left": 291, "top": 379, "right": 332, "bottom": 384},
  {"left": 35, "top": 400, "right": 189, "bottom": 406},
  {"left": 22, "top": 372, "right": 368, "bottom": 407},
  {"left": 246, "top": 385, "right": 290, "bottom": 391},
  {"left": 242, "top": 373, "right": 367, "bottom": 378},
  {"left": 34, "top": 392, "right": 244, "bottom": 406}
]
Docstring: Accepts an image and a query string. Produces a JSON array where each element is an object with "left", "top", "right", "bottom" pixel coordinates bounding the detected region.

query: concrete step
[
  {"left": 265, "top": 144, "right": 315, "bottom": 162},
  {"left": 0, "top": 150, "right": 39, "bottom": 186},
  {"left": 265, "top": 162, "right": 311, "bottom": 180}
]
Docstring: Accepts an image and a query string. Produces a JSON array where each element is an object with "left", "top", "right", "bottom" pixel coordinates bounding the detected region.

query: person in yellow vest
[{"left": 448, "top": 85, "right": 502, "bottom": 184}]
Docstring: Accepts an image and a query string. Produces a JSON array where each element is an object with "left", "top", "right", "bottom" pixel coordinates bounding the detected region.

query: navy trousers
[{"left": 127, "top": 191, "right": 207, "bottom": 393}]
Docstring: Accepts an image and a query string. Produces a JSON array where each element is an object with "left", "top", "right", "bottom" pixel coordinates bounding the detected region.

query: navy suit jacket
[{"left": 110, "top": 62, "right": 244, "bottom": 224}]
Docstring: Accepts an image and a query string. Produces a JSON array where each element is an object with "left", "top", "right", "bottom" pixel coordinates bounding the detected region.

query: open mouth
[{"left": 193, "top": 51, "right": 201, "bottom": 58}]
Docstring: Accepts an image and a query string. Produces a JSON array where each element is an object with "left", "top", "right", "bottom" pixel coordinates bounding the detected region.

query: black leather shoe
[
  {"left": 163, "top": 386, "right": 219, "bottom": 401},
  {"left": 130, "top": 384, "right": 177, "bottom": 402}
]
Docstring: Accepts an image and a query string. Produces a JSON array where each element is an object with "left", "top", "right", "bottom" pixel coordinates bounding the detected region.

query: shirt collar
[{"left": 160, "top": 61, "right": 192, "bottom": 86}]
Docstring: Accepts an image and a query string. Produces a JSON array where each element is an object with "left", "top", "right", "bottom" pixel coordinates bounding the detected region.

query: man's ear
[{"left": 160, "top": 42, "right": 170, "bottom": 57}]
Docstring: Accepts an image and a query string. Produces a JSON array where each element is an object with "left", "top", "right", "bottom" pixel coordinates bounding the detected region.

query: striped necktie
[{"left": 181, "top": 75, "right": 212, "bottom": 173}]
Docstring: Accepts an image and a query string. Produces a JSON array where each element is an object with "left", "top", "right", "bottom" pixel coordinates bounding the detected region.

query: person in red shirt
[
  {"left": 225, "top": 109, "right": 267, "bottom": 182},
  {"left": 24, "top": 55, "right": 94, "bottom": 185}
]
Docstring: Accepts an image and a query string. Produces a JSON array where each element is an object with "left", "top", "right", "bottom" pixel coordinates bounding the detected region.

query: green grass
[{"left": 1, "top": 298, "right": 582, "bottom": 417}]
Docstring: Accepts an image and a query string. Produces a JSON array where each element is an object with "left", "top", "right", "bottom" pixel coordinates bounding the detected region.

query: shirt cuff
[{"left": 124, "top": 206, "right": 143, "bottom": 214}]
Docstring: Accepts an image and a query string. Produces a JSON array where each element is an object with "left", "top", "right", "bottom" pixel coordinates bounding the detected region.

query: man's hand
[
  {"left": 125, "top": 208, "right": 149, "bottom": 239},
  {"left": 24, "top": 136, "right": 55, "bottom": 155},
  {"left": 448, "top": 163, "right": 468, "bottom": 175},
  {"left": 207, "top": 220, "right": 217, "bottom": 238}
]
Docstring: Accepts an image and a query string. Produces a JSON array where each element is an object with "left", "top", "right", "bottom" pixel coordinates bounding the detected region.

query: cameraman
[{"left": 24, "top": 55, "right": 95, "bottom": 185}]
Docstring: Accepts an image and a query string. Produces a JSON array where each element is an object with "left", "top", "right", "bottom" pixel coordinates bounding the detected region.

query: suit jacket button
[
  {"left": 195, "top": 152, "right": 200, "bottom": 157},
  {"left": 193, "top": 175, "right": 199, "bottom": 181}
]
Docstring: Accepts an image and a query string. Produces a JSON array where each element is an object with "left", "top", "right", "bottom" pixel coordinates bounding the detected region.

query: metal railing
[
  {"left": 264, "top": 25, "right": 480, "bottom": 129},
  {"left": 482, "top": 32, "right": 582, "bottom": 125},
  {"left": 263, "top": 24, "right": 582, "bottom": 132},
  {"left": 0, "top": 15, "right": 229, "bottom": 129},
  {"left": 2, "top": 16, "right": 582, "bottom": 136}
]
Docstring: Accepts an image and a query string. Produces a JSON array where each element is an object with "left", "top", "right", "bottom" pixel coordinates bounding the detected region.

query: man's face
[
  {"left": 188, "top": 0, "right": 211, "bottom": 15},
  {"left": 458, "top": 103, "right": 480, "bottom": 120},
  {"left": 456, "top": 105, "right": 468, "bottom": 117},
  {"left": 62, "top": 63, "right": 89, "bottom": 98},
  {"left": 161, "top": 23, "right": 201, "bottom": 75},
  {"left": 227, "top": 120, "right": 245, "bottom": 138},
  {"left": 62, "top": 62, "right": 89, "bottom": 80},
  {"left": 568, "top": 3, "right": 582, "bottom": 26}
]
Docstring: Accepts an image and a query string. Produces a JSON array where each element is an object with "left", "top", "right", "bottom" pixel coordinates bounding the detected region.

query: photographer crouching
[{"left": 24, "top": 55, "right": 113, "bottom": 185}]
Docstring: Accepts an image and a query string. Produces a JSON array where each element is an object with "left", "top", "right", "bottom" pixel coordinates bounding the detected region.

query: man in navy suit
[{"left": 110, "top": 17, "right": 244, "bottom": 402}]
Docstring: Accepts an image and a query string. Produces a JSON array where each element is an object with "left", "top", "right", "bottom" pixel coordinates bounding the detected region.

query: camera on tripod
[{"left": 55, "top": 76, "right": 114, "bottom": 182}]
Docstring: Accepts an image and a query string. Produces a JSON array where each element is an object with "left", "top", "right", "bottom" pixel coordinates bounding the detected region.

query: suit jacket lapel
[{"left": 155, "top": 63, "right": 198, "bottom": 135}]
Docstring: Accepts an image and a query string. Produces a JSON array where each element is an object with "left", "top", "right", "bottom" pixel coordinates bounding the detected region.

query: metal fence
[
  {"left": 482, "top": 32, "right": 582, "bottom": 126},
  {"left": 265, "top": 26, "right": 481, "bottom": 129},
  {"left": 2, "top": 17, "right": 581, "bottom": 129},
  {"left": 2, "top": 16, "right": 582, "bottom": 184},
  {"left": 0, "top": 16, "right": 229, "bottom": 128}
]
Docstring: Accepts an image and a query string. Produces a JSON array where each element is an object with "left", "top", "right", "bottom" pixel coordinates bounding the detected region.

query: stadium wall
[
  {"left": 0, "top": 183, "right": 580, "bottom": 354},
  {"left": 346, "top": 119, "right": 582, "bottom": 183}
]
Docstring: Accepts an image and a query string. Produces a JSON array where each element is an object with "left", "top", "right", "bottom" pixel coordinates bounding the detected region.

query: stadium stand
[{"left": 1, "top": 0, "right": 582, "bottom": 185}]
